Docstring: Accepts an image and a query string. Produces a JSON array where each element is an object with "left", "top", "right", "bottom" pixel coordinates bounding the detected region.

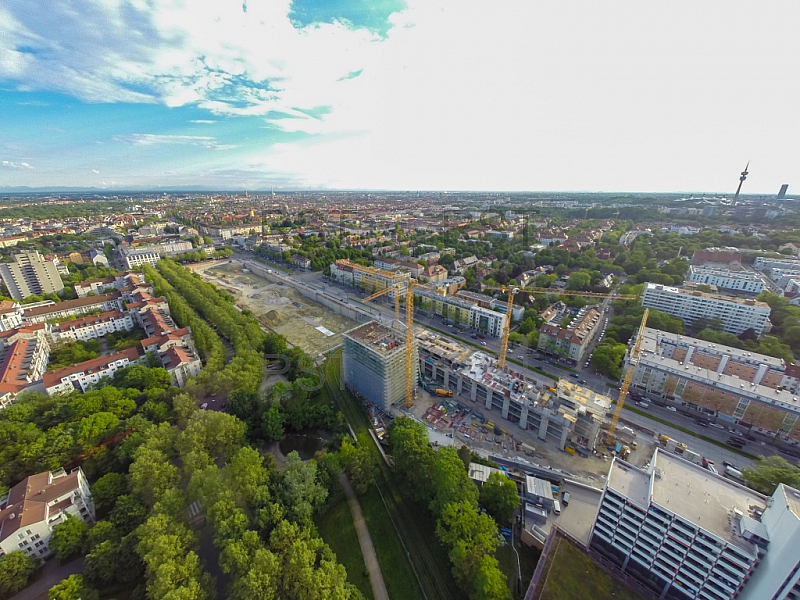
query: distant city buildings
[{"left": 0, "top": 251, "right": 64, "bottom": 300}]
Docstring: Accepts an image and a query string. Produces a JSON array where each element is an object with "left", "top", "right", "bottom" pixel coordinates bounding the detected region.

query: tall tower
[{"left": 732, "top": 161, "right": 749, "bottom": 206}]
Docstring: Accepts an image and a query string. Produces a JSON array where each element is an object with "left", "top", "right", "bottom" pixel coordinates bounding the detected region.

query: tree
[
  {"left": 280, "top": 452, "right": 328, "bottom": 524},
  {"left": 0, "top": 551, "right": 37, "bottom": 598},
  {"left": 261, "top": 406, "right": 285, "bottom": 442},
  {"left": 457, "top": 445, "right": 472, "bottom": 471},
  {"left": 90, "top": 472, "right": 128, "bottom": 516},
  {"left": 590, "top": 340, "right": 628, "bottom": 380},
  {"left": 479, "top": 471, "right": 519, "bottom": 524},
  {"left": 48, "top": 574, "right": 98, "bottom": 600},
  {"left": 339, "top": 435, "right": 376, "bottom": 494},
  {"left": 49, "top": 514, "right": 89, "bottom": 561},
  {"left": 742, "top": 455, "right": 800, "bottom": 495}
]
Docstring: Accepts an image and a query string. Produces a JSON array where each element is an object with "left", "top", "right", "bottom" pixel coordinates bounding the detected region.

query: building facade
[
  {"left": 121, "top": 248, "right": 160, "bottom": 269},
  {"left": 342, "top": 322, "right": 418, "bottom": 410},
  {"left": 330, "top": 259, "right": 410, "bottom": 298},
  {"left": 43, "top": 347, "right": 141, "bottom": 395},
  {"left": 0, "top": 468, "right": 95, "bottom": 560},
  {"left": 641, "top": 283, "right": 771, "bottom": 336},
  {"left": 538, "top": 305, "right": 602, "bottom": 363},
  {"left": 22, "top": 293, "right": 123, "bottom": 324},
  {"left": 687, "top": 266, "right": 766, "bottom": 294},
  {"left": 0, "top": 251, "right": 65, "bottom": 300}
]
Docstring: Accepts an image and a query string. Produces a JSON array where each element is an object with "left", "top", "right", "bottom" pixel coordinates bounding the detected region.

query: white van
[{"left": 553, "top": 500, "right": 561, "bottom": 515}]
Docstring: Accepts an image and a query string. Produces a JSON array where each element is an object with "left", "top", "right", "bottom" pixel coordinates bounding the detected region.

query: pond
[{"left": 279, "top": 432, "right": 328, "bottom": 460}]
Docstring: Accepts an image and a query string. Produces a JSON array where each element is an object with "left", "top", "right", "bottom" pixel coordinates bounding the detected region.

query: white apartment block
[
  {"left": 0, "top": 301, "right": 23, "bottom": 332},
  {"left": 590, "top": 449, "right": 800, "bottom": 600},
  {"left": 641, "top": 283, "right": 771, "bottom": 336},
  {"left": 0, "top": 326, "right": 50, "bottom": 409},
  {"left": 122, "top": 248, "right": 160, "bottom": 269},
  {"left": 0, "top": 251, "right": 64, "bottom": 300},
  {"left": 414, "top": 287, "right": 507, "bottom": 337},
  {"left": 50, "top": 310, "right": 134, "bottom": 343},
  {"left": 160, "top": 346, "right": 203, "bottom": 387},
  {"left": 753, "top": 256, "right": 800, "bottom": 273},
  {"left": 626, "top": 328, "right": 800, "bottom": 441},
  {"left": 43, "top": 347, "right": 140, "bottom": 395},
  {"left": 687, "top": 266, "right": 766, "bottom": 294},
  {"left": 0, "top": 468, "right": 94, "bottom": 560},
  {"left": 22, "top": 292, "right": 123, "bottom": 324}
]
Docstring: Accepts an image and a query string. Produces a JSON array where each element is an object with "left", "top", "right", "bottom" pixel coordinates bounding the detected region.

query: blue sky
[{"left": 1, "top": 0, "right": 799, "bottom": 193}]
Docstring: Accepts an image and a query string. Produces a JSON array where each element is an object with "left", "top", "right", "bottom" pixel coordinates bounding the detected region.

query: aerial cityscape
[{"left": 1, "top": 2, "right": 800, "bottom": 600}]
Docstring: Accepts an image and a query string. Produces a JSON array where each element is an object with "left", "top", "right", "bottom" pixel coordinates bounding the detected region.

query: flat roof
[
  {"left": 607, "top": 458, "right": 651, "bottom": 507},
  {"left": 652, "top": 449, "right": 767, "bottom": 551},
  {"left": 417, "top": 329, "right": 474, "bottom": 364},
  {"left": 556, "top": 380, "right": 612, "bottom": 417},
  {"left": 779, "top": 484, "right": 800, "bottom": 521},
  {"left": 343, "top": 321, "right": 406, "bottom": 354},
  {"left": 644, "top": 283, "right": 770, "bottom": 309},
  {"left": 460, "top": 351, "right": 535, "bottom": 405}
]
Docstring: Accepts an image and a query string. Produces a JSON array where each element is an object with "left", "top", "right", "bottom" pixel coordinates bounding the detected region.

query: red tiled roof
[
  {"left": 42, "top": 347, "right": 140, "bottom": 389},
  {"left": 22, "top": 292, "right": 121, "bottom": 317},
  {"left": 52, "top": 310, "right": 127, "bottom": 333}
]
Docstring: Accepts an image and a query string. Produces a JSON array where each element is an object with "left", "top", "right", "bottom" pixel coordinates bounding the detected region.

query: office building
[
  {"left": 641, "top": 283, "right": 771, "bottom": 336},
  {"left": 626, "top": 328, "right": 800, "bottom": 441},
  {"left": 0, "top": 251, "right": 64, "bottom": 300},
  {"left": 687, "top": 266, "right": 766, "bottom": 294},
  {"left": 590, "top": 448, "right": 800, "bottom": 600},
  {"left": 538, "top": 305, "right": 602, "bottom": 363},
  {"left": 0, "top": 467, "right": 95, "bottom": 559},
  {"left": 342, "top": 322, "right": 419, "bottom": 410}
]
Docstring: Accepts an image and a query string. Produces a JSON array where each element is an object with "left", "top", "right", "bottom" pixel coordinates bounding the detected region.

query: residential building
[
  {"left": 159, "top": 346, "right": 202, "bottom": 387},
  {"left": 73, "top": 276, "right": 116, "bottom": 297},
  {"left": 291, "top": 254, "right": 311, "bottom": 270},
  {"left": 753, "top": 256, "right": 800, "bottom": 272},
  {"left": 121, "top": 247, "right": 160, "bottom": 269},
  {"left": 0, "top": 301, "right": 23, "bottom": 332},
  {"left": 590, "top": 448, "right": 800, "bottom": 600},
  {"left": 0, "top": 468, "right": 94, "bottom": 559},
  {"left": 538, "top": 305, "right": 602, "bottom": 363},
  {"left": 372, "top": 257, "right": 423, "bottom": 278},
  {"left": 0, "top": 251, "right": 64, "bottom": 300},
  {"left": 0, "top": 326, "right": 50, "bottom": 409},
  {"left": 415, "top": 287, "right": 507, "bottom": 337},
  {"left": 141, "top": 327, "right": 193, "bottom": 355},
  {"left": 423, "top": 264, "right": 448, "bottom": 283},
  {"left": 330, "top": 259, "right": 410, "bottom": 298},
  {"left": 778, "top": 242, "right": 800, "bottom": 257},
  {"left": 342, "top": 321, "right": 419, "bottom": 411},
  {"left": 138, "top": 307, "right": 177, "bottom": 338},
  {"left": 455, "top": 290, "right": 524, "bottom": 321},
  {"left": 687, "top": 266, "right": 766, "bottom": 294},
  {"left": 22, "top": 292, "right": 123, "bottom": 324},
  {"left": 88, "top": 249, "right": 110, "bottom": 267},
  {"left": 626, "top": 327, "right": 800, "bottom": 441},
  {"left": 450, "top": 255, "right": 478, "bottom": 275},
  {"left": 641, "top": 283, "right": 771, "bottom": 336},
  {"left": 692, "top": 250, "right": 743, "bottom": 270},
  {"left": 50, "top": 310, "right": 134, "bottom": 343},
  {"left": 43, "top": 347, "right": 141, "bottom": 395}
]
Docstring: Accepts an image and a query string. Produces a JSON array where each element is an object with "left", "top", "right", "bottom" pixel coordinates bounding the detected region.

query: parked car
[
  {"left": 666, "top": 406, "right": 677, "bottom": 412},
  {"left": 570, "top": 373, "right": 579, "bottom": 379},
  {"left": 562, "top": 491, "right": 570, "bottom": 506}
]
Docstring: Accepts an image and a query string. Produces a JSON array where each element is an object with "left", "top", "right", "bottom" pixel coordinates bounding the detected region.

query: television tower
[{"left": 732, "top": 161, "right": 749, "bottom": 206}]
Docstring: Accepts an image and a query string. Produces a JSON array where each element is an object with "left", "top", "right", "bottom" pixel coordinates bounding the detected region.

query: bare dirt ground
[{"left": 198, "top": 262, "right": 358, "bottom": 356}]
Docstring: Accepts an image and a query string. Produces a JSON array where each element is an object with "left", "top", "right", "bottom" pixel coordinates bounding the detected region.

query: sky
[{"left": 0, "top": 0, "right": 798, "bottom": 193}]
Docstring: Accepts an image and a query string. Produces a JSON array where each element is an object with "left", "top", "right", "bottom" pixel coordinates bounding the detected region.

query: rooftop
[
  {"left": 460, "top": 351, "right": 535, "bottom": 405},
  {"left": 554, "top": 380, "right": 612, "bottom": 418},
  {"left": 343, "top": 321, "right": 406, "bottom": 355},
  {"left": 22, "top": 292, "right": 121, "bottom": 317},
  {"left": 417, "top": 329, "right": 474, "bottom": 365},
  {"left": 607, "top": 458, "right": 651, "bottom": 507},
  {"left": 652, "top": 449, "right": 767, "bottom": 552},
  {"left": 644, "top": 283, "right": 770, "bottom": 309}
]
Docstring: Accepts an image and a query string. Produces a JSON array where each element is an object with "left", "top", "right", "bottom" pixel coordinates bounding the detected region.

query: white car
[{"left": 666, "top": 406, "right": 677, "bottom": 412}]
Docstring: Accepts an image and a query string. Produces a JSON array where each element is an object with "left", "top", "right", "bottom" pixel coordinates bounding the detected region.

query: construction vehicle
[
  {"left": 434, "top": 388, "right": 453, "bottom": 397},
  {"left": 658, "top": 434, "right": 687, "bottom": 454},
  {"left": 604, "top": 309, "right": 649, "bottom": 445},
  {"left": 484, "top": 285, "right": 637, "bottom": 368}
]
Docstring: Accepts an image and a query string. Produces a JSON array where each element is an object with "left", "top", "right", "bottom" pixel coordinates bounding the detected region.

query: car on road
[
  {"left": 580, "top": 379, "right": 587, "bottom": 384},
  {"left": 666, "top": 406, "right": 677, "bottom": 412},
  {"left": 562, "top": 491, "right": 570, "bottom": 506},
  {"left": 481, "top": 341, "right": 487, "bottom": 346},
  {"left": 570, "top": 373, "right": 579, "bottom": 379},
  {"left": 695, "top": 419, "right": 709, "bottom": 427}
]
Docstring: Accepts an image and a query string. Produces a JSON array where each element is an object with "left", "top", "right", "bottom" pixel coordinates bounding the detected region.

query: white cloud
[
  {"left": 2, "top": 0, "right": 799, "bottom": 190},
  {"left": 113, "top": 134, "right": 235, "bottom": 150},
  {"left": 92, "top": 169, "right": 100, "bottom": 174},
  {"left": 1, "top": 160, "right": 33, "bottom": 169},
  {"left": 190, "top": 119, "right": 216, "bottom": 124}
]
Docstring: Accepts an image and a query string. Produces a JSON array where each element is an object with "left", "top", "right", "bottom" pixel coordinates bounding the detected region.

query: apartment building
[
  {"left": 21, "top": 292, "right": 123, "bottom": 324},
  {"left": 0, "top": 468, "right": 95, "bottom": 560},
  {"left": 50, "top": 310, "right": 134, "bottom": 343},
  {"left": 138, "top": 307, "right": 177, "bottom": 338},
  {"left": 43, "top": 347, "right": 141, "bottom": 395},
  {"left": 590, "top": 449, "right": 800, "bottom": 600},
  {"left": 0, "top": 251, "right": 64, "bottom": 300},
  {"left": 626, "top": 328, "right": 800, "bottom": 441},
  {"left": 415, "top": 287, "right": 507, "bottom": 337},
  {"left": 455, "top": 290, "right": 525, "bottom": 321},
  {"left": 330, "top": 259, "right": 410, "bottom": 298},
  {"left": 641, "top": 283, "right": 771, "bottom": 336},
  {"left": 0, "top": 326, "right": 50, "bottom": 409},
  {"left": 121, "top": 247, "right": 160, "bottom": 269},
  {"left": 0, "top": 301, "right": 23, "bottom": 331},
  {"left": 687, "top": 267, "right": 766, "bottom": 294},
  {"left": 159, "top": 345, "right": 202, "bottom": 387},
  {"left": 342, "top": 322, "right": 419, "bottom": 410},
  {"left": 140, "top": 327, "right": 193, "bottom": 355},
  {"left": 538, "top": 305, "right": 602, "bottom": 363}
]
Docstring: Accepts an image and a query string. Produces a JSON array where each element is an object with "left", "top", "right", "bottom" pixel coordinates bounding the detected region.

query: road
[{"left": 10, "top": 558, "right": 83, "bottom": 600}]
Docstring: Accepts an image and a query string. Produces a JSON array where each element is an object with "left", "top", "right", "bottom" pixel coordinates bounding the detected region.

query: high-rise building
[
  {"left": 0, "top": 251, "right": 64, "bottom": 300},
  {"left": 778, "top": 184, "right": 789, "bottom": 199},
  {"left": 589, "top": 449, "right": 800, "bottom": 600},
  {"left": 641, "top": 283, "right": 771, "bottom": 336},
  {"left": 342, "top": 321, "right": 418, "bottom": 410}
]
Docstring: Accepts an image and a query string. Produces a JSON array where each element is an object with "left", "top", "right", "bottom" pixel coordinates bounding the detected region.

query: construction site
[{"left": 195, "top": 261, "right": 359, "bottom": 355}]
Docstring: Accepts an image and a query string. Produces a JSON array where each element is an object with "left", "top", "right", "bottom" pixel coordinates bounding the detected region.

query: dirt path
[{"left": 339, "top": 474, "right": 390, "bottom": 600}]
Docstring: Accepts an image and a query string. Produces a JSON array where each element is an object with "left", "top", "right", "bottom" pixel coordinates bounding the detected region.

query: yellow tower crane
[
  {"left": 362, "top": 280, "right": 419, "bottom": 408},
  {"left": 605, "top": 308, "right": 649, "bottom": 445},
  {"left": 485, "top": 286, "right": 637, "bottom": 368}
]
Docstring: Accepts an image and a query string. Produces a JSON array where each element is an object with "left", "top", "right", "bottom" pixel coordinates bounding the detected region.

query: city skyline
[{"left": 1, "top": 0, "right": 798, "bottom": 193}]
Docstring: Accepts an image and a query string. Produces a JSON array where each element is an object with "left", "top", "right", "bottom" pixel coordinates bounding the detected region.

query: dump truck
[{"left": 435, "top": 388, "right": 453, "bottom": 397}]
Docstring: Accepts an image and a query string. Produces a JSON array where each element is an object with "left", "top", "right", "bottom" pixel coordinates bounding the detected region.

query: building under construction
[
  {"left": 417, "top": 330, "right": 612, "bottom": 449},
  {"left": 342, "top": 321, "right": 419, "bottom": 410}
]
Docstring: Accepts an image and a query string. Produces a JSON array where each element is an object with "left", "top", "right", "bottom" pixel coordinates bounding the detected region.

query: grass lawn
[
  {"left": 315, "top": 484, "right": 374, "bottom": 600},
  {"left": 539, "top": 538, "right": 644, "bottom": 600},
  {"left": 359, "top": 485, "right": 427, "bottom": 600},
  {"left": 496, "top": 540, "right": 541, "bottom": 598}
]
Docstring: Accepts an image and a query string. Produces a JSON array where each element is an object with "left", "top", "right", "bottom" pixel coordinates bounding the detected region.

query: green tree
[
  {"left": 339, "top": 435, "right": 376, "bottom": 495},
  {"left": 478, "top": 471, "right": 519, "bottom": 524},
  {"left": 591, "top": 340, "right": 628, "bottom": 380},
  {"left": 49, "top": 514, "right": 89, "bottom": 561},
  {"left": 280, "top": 452, "right": 328, "bottom": 524},
  {"left": 91, "top": 472, "right": 128, "bottom": 516},
  {"left": 0, "top": 551, "right": 37, "bottom": 598},
  {"left": 742, "top": 455, "right": 800, "bottom": 495},
  {"left": 48, "top": 574, "right": 98, "bottom": 600},
  {"left": 261, "top": 406, "right": 285, "bottom": 442}
]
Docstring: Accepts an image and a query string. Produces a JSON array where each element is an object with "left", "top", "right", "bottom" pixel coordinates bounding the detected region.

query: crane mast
[{"left": 606, "top": 309, "right": 649, "bottom": 444}]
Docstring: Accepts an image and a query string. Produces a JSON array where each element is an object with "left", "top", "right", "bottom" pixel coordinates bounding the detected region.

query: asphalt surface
[{"left": 10, "top": 558, "right": 84, "bottom": 600}]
